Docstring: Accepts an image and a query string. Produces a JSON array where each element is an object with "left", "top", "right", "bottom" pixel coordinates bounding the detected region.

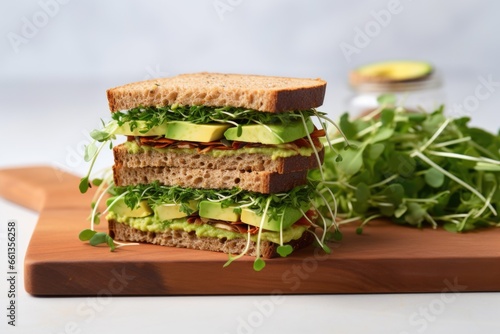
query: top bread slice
[{"left": 107, "top": 72, "right": 327, "bottom": 113}]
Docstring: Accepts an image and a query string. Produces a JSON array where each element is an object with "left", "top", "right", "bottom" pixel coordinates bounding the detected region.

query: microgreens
[
  {"left": 253, "top": 197, "right": 272, "bottom": 271},
  {"left": 79, "top": 171, "right": 139, "bottom": 251},
  {"left": 110, "top": 182, "right": 318, "bottom": 218},
  {"left": 79, "top": 120, "right": 119, "bottom": 193},
  {"left": 319, "top": 95, "right": 500, "bottom": 233},
  {"left": 112, "top": 105, "right": 320, "bottom": 127}
]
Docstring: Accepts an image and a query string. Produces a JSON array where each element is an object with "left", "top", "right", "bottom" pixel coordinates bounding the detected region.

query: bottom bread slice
[{"left": 108, "top": 219, "right": 314, "bottom": 259}]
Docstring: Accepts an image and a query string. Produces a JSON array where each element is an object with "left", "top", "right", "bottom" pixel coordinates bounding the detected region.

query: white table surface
[{"left": 1, "top": 73, "right": 500, "bottom": 334}]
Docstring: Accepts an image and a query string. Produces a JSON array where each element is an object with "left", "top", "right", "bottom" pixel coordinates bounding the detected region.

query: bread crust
[
  {"left": 108, "top": 219, "right": 314, "bottom": 259},
  {"left": 107, "top": 72, "right": 326, "bottom": 113}
]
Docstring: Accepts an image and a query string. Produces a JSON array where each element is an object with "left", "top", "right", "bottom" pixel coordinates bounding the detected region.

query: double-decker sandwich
[{"left": 79, "top": 72, "right": 338, "bottom": 270}]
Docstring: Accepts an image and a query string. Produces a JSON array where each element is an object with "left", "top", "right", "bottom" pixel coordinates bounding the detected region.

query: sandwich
[{"left": 79, "top": 72, "right": 339, "bottom": 270}]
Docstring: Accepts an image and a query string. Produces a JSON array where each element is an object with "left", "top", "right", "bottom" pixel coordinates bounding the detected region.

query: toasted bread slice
[
  {"left": 107, "top": 72, "right": 326, "bottom": 113},
  {"left": 113, "top": 165, "right": 310, "bottom": 194},
  {"left": 113, "top": 143, "right": 324, "bottom": 174}
]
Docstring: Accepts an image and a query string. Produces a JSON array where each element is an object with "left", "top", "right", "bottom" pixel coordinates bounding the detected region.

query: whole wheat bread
[
  {"left": 113, "top": 164, "right": 309, "bottom": 194},
  {"left": 108, "top": 219, "right": 314, "bottom": 259},
  {"left": 113, "top": 143, "right": 324, "bottom": 174},
  {"left": 107, "top": 72, "right": 326, "bottom": 113}
]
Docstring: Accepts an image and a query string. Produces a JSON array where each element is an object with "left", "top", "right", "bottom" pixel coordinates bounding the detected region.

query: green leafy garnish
[
  {"left": 253, "top": 258, "right": 266, "bottom": 271},
  {"left": 320, "top": 101, "right": 500, "bottom": 232},
  {"left": 78, "top": 228, "right": 96, "bottom": 241},
  {"left": 112, "top": 105, "right": 320, "bottom": 127},
  {"left": 277, "top": 245, "right": 293, "bottom": 257},
  {"left": 89, "top": 232, "right": 113, "bottom": 248},
  {"left": 79, "top": 177, "right": 90, "bottom": 194},
  {"left": 78, "top": 229, "right": 116, "bottom": 251},
  {"left": 79, "top": 120, "right": 118, "bottom": 193}
]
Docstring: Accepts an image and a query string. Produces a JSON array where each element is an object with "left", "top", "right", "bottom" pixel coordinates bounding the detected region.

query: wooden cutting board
[{"left": 1, "top": 166, "right": 500, "bottom": 296}]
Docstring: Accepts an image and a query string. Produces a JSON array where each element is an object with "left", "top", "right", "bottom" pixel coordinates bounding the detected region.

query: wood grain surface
[{"left": 1, "top": 166, "right": 500, "bottom": 296}]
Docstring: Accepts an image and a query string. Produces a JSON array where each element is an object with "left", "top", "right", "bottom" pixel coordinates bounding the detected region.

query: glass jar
[{"left": 347, "top": 71, "right": 445, "bottom": 116}]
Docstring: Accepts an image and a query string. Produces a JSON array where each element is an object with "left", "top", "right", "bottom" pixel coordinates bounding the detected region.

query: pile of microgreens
[
  {"left": 79, "top": 105, "right": 348, "bottom": 270},
  {"left": 317, "top": 94, "right": 500, "bottom": 233}
]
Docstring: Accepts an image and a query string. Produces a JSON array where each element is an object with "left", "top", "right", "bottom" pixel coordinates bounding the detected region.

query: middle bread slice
[{"left": 112, "top": 142, "right": 324, "bottom": 194}]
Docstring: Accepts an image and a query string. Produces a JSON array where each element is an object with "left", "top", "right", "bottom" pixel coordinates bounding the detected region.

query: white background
[{"left": 1, "top": 0, "right": 500, "bottom": 333}]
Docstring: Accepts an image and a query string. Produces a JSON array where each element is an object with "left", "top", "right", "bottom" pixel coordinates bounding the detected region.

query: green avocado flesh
[
  {"left": 165, "top": 121, "right": 231, "bottom": 142},
  {"left": 354, "top": 60, "right": 433, "bottom": 82},
  {"left": 240, "top": 207, "right": 305, "bottom": 232},
  {"left": 123, "top": 139, "right": 316, "bottom": 159},
  {"left": 154, "top": 200, "right": 199, "bottom": 220},
  {"left": 199, "top": 201, "right": 240, "bottom": 222},
  {"left": 106, "top": 198, "right": 153, "bottom": 217},
  {"left": 105, "top": 211, "right": 308, "bottom": 244},
  {"left": 224, "top": 119, "right": 314, "bottom": 144}
]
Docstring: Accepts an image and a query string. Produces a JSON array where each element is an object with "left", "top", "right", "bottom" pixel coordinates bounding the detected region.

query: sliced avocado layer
[
  {"left": 115, "top": 117, "right": 319, "bottom": 145},
  {"left": 154, "top": 200, "right": 199, "bottom": 220},
  {"left": 240, "top": 206, "right": 305, "bottom": 232},
  {"left": 199, "top": 201, "right": 241, "bottom": 222},
  {"left": 224, "top": 118, "right": 314, "bottom": 144},
  {"left": 106, "top": 197, "right": 153, "bottom": 218},
  {"left": 165, "top": 121, "right": 231, "bottom": 142}
]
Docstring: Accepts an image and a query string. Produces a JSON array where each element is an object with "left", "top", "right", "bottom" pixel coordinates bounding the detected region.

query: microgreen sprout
[
  {"left": 253, "top": 197, "right": 272, "bottom": 271},
  {"left": 223, "top": 228, "right": 252, "bottom": 267},
  {"left": 80, "top": 120, "right": 119, "bottom": 193},
  {"left": 79, "top": 171, "right": 140, "bottom": 251}
]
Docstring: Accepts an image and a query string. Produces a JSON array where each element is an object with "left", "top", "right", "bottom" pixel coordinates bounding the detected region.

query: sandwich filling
[
  {"left": 81, "top": 103, "right": 339, "bottom": 268},
  {"left": 104, "top": 183, "right": 317, "bottom": 245}
]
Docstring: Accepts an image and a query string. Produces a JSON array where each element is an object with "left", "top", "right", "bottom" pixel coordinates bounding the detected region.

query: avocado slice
[
  {"left": 224, "top": 118, "right": 314, "bottom": 144},
  {"left": 240, "top": 206, "right": 305, "bottom": 231},
  {"left": 115, "top": 121, "right": 169, "bottom": 136},
  {"left": 351, "top": 60, "right": 433, "bottom": 83},
  {"left": 165, "top": 121, "right": 231, "bottom": 142},
  {"left": 199, "top": 201, "right": 241, "bottom": 222},
  {"left": 106, "top": 197, "right": 153, "bottom": 217},
  {"left": 154, "top": 200, "right": 199, "bottom": 221}
]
